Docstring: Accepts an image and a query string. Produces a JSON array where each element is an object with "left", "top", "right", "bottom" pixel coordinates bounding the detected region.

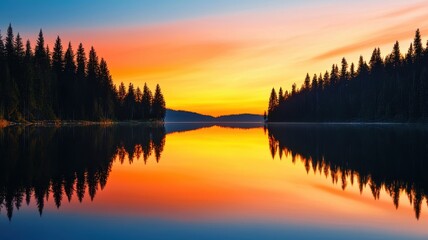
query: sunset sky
[{"left": 2, "top": 0, "right": 428, "bottom": 116}]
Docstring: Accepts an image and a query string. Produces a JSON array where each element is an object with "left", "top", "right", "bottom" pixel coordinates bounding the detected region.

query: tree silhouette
[
  {"left": 0, "top": 125, "right": 167, "bottom": 220},
  {"left": 124, "top": 83, "right": 136, "bottom": 120},
  {"left": 268, "top": 29, "right": 428, "bottom": 123},
  {"left": 152, "top": 84, "right": 166, "bottom": 121},
  {"left": 141, "top": 83, "right": 153, "bottom": 120},
  {"left": 268, "top": 88, "right": 278, "bottom": 120},
  {"left": 267, "top": 124, "right": 428, "bottom": 220},
  {"left": 0, "top": 25, "right": 166, "bottom": 122}
]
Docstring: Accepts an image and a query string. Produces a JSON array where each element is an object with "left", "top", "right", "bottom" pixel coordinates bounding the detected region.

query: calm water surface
[{"left": 0, "top": 123, "right": 427, "bottom": 239}]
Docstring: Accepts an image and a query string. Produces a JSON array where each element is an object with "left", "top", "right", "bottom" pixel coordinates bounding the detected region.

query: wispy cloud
[
  {"left": 311, "top": 13, "right": 428, "bottom": 62},
  {"left": 374, "top": 1, "right": 427, "bottom": 19}
]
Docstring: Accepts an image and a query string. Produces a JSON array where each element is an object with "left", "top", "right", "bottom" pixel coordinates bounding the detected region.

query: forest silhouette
[
  {"left": 267, "top": 124, "right": 428, "bottom": 220},
  {"left": 0, "top": 24, "right": 166, "bottom": 122},
  {"left": 268, "top": 29, "right": 428, "bottom": 122},
  {"left": 0, "top": 125, "right": 166, "bottom": 220}
]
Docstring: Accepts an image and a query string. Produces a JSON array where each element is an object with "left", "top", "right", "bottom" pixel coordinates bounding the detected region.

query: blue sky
[{"left": 1, "top": 0, "right": 327, "bottom": 31}]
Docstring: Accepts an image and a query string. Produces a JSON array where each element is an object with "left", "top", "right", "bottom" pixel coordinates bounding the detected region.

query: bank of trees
[
  {"left": 0, "top": 24, "right": 166, "bottom": 121},
  {"left": 268, "top": 29, "right": 428, "bottom": 122}
]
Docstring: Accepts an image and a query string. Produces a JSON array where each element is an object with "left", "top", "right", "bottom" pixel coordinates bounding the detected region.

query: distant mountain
[
  {"left": 216, "top": 114, "right": 264, "bottom": 122},
  {"left": 165, "top": 109, "right": 263, "bottom": 123},
  {"left": 165, "top": 109, "right": 215, "bottom": 122}
]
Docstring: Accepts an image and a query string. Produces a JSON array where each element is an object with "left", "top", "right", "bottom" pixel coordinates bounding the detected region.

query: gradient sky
[{"left": 2, "top": 0, "right": 428, "bottom": 115}]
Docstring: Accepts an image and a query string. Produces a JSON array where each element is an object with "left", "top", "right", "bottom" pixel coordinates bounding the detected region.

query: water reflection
[
  {"left": 267, "top": 124, "right": 428, "bottom": 220},
  {"left": 0, "top": 125, "right": 166, "bottom": 220}
]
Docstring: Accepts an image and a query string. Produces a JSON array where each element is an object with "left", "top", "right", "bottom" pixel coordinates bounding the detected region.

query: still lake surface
[{"left": 1, "top": 123, "right": 427, "bottom": 239}]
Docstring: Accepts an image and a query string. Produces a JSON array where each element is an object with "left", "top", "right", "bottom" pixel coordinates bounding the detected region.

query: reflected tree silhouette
[
  {"left": 0, "top": 124, "right": 166, "bottom": 220},
  {"left": 267, "top": 124, "right": 428, "bottom": 220}
]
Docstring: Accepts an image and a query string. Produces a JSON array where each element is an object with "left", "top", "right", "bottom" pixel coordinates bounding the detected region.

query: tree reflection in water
[
  {"left": 0, "top": 125, "right": 166, "bottom": 220},
  {"left": 267, "top": 124, "right": 428, "bottom": 220}
]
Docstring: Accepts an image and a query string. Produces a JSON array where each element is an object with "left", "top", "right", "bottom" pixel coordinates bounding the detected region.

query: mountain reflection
[
  {"left": 267, "top": 124, "right": 428, "bottom": 220},
  {"left": 0, "top": 125, "right": 166, "bottom": 220}
]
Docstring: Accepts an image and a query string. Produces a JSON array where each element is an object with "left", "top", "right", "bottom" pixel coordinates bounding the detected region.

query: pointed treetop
[
  {"left": 340, "top": 57, "right": 348, "bottom": 80},
  {"left": 391, "top": 41, "right": 401, "bottom": 68},
  {"left": 14, "top": 33, "right": 24, "bottom": 58},
  {"left": 312, "top": 74, "right": 318, "bottom": 89},
  {"left": 37, "top": 29, "right": 44, "bottom": 47},
  {"left": 278, "top": 87, "right": 284, "bottom": 102},
  {"left": 268, "top": 87, "right": 278, "bottom": 116},
  {"left": 52, "top": 35, "right": 64, "bottom": 72},
  {"left": 25, "top": 39, "right": 32, "bottom": 57},
  {"left": 304, "top": 73, "right": 311, "bottom": 89},
  {"left": 350, "top": 62, "right": 356, "bottom": 78},
  {"left": 406, "top": 43, "right": 414, "bottom": 63},
  {"left": 152, "top": 84, "right": 166, "bottom": 120},
  {"left": 413, "top": 28, "right": 423, "bottom": 61},
  {"left": 5, "top": 23, "right": 14, "bottom": 57},
  {"left": 64, "top": 41, "right": 76, "bottom": 73}
]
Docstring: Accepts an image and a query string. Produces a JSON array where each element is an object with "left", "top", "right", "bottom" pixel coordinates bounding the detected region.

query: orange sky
[{"left": 39, "top": 1, "right": 428, "bottom": 116}]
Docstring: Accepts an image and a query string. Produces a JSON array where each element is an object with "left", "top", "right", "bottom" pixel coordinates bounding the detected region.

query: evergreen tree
[
  {"left": 278, "top": 87, "right": 284, "bottom": 103},
  {"left": 330, "top": 64, "right": 339, "bottom": 86},
  {"left": 76, "top": 43, "right": 86, "bottom": 118},
  {"left": 268, "top": 88, "right": 278, "bottom": 120},
  {"left": 134, "top": 87, "right": 143, "bottom": 120},
  {"left": 152, "top": 84, "right": 166, "bottom": 121},
  {"left": 52, "top": 36, "right": 64, "bottom": 74},
  {"left": 63, "top": 42, "right": 76, "bottom": 119},
  {"left": 33, "top": 29, "right": 54, "bottom": 119},
  {"left": 124, "top": 83, "right": 136, "bottom": 120},
  {"left": 15, "top": 33, "right": 24, "bottom": 58},
  {"left": 304, "top": 73, "right": 310, "bottom": 90},
  {"left": 22, "top": 39, "right": 35, "bottom": 119},
  {"left": 340, "top": 57, "right": 348, "bottom": 81},
  {"left": 141, "top": 83, "right": 153, "bottom": 120},
  {"left": 291, "top": 83, "right": 297, "bottom": 95},
  {"left": 5, "top": 24, "right": 14, "bottom": 59},
  {"left": 99, "top": 58, "right": 115, "bottom": 119},
  {"left": 311, "top": 74, "right": 318, "bottom": 90},
  {"left": 76, "top": 43, "right": 86, "bottom": 78},
  {"left": 350, "top": 63, "right": 356, "bottom": 79},
  {"left": 323, "top": 71, "right": 330, "bottom": 87},
  {"left": 117, "top": 82, "right": 126, "bottom": 103},
  {"left": 117, "top": 82, "right": 127, "bottom": 120},
  {"left": 52, "top": 36, "right": 63, "bottom": 117},
  {"left": 391, "top": 41, "right": 401, "bottom": 69},
  {"left": 87, "top": 47, "right": 100, "bottom": 119},
  {"left": 0, "top": 31, "right": 4, "bottom": 117},
  {"left": 413, "top": 29, "right": 423, "bottom": 62}
]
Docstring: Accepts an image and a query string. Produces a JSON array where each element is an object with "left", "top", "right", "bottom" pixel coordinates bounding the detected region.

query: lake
[{"left": 0, "top": 123, "right": 427, "bottom": 239}]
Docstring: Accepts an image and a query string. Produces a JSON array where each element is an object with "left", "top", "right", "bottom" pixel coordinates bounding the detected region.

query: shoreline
[{"left": 0, "top": 119, "right": 165, "bottom": 128}]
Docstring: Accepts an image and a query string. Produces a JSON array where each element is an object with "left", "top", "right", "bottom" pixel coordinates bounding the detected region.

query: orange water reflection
[
  {"left": 56, "top": 126, "right": 427, "bottom": 237},
  {"left": 0, "top": 126, "right": 428, "bottom": 236}
]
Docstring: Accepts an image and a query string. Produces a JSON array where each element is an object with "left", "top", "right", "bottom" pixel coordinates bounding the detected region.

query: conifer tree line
[
  {"left": 0, "top": 24, "right": 166, "bottom": 121},
  {"left": 268, "top": 29, "right": 428, "bottom": 122}
]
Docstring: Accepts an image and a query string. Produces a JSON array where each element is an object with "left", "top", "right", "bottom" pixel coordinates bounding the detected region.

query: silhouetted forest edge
[
  {"left": 0, "top": 24, "right": 166, "bottom": 123},
  {"left": 0, "top": 119, "right": 166, "bottom": 128},
  {"left": 267, "top": 29, "right": 428, "bottom": 123}
]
